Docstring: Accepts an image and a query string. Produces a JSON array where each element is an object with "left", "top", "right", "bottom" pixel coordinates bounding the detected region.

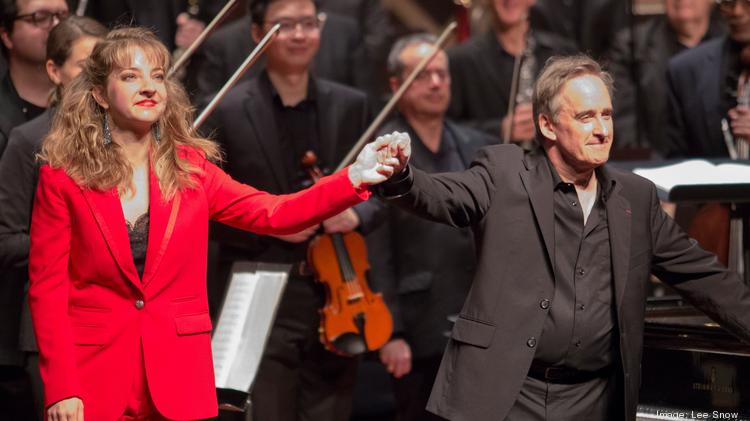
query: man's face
[
  {"left": 719, "top": 0, "right": 750, "bottom": 43},
  {"left": 392, "top": 44, "right": 450, "bottom": 119},
  {"left": 1, "top": 0, "right": 68, "bottom": 64},
  {"left": 541, "top": 75, "right": 613, "bottom": 173},
  {"left": 493, "top": 0, "right": 536, "bottom": 28},
  {"left": 666, "top": 0, "right": 713, "bottom": 26},
  {"left": 254, "top": 0, "right": 320, "bottom": 73}
]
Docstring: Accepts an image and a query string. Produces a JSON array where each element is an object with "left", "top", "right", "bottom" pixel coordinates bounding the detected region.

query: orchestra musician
[
  {"left": 366, "top": 33, "right": 494, "bottom": 421},
  {"left": 377, "top": 55, "right": 750, "bottom": 421},
  {"left": 666, "top": 0, "right": 750, "bottom": 158},
  {"left": 27, "top": 26, "right": 403, "bottom": 421},
  {"left": 0, "top": 16, "right": 107, "bottom": 420},
  {"left": 447, "top": 0, "right": 575, "bottom": 145},
  {"left": 202, "top": 0, "right": 377, "bottom": 419}
]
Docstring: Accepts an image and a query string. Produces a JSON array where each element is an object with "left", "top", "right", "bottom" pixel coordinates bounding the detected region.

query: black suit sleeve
[
  {"left": 648, "top": 182, "right": 750, "bottom": 342},
  {"left": 378, "top": 147, "right": 496, "bottom": 228},
  {"left": 0, "top": 128, "right": 37, "bottom": 269}
]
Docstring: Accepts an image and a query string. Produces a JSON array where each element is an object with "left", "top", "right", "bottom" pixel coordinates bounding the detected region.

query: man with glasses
[
  {"left": 366, "top": 33, "right": 493, "bottom": 421},
  {"left": 666, "top": 0, "right": 750, "bottom": 158},
  {"left": 0, "top": 0, "right": 67, "bottom": 157},
  {"left": 204, "top": 0, "right": 371, "bottom": 420},
  {"left": 0, "top": 0, "right": 66, "bottom": 419},
  {"left": 195, "top": 1, "right": 365, "bottom": 108}
]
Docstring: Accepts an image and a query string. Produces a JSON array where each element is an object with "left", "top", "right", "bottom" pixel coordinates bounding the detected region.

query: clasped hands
[{"left": 348, "top": 131, "right": 411, "bottom": 188}]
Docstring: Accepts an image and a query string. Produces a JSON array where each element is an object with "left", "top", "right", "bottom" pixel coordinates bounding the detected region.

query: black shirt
[
  {"left": 261, "top": 72, "right": 321, "bottom": 192},
  {"left": 127, "top": 213, "right": 149, "bottom": 280},
  {"left": 404, "top": 118, "right": 465, "bottom": 174},
  {"left": 534, "top": 159, "right": 618, "bottom": 371}
]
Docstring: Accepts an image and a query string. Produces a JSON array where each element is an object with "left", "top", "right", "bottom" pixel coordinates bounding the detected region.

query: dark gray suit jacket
[
  {"left": 666, "top": 37, "right": 731, "bottom": 158},
  {"left": 378, "top": 145, "right": 750, "bottom": 421},
  {"left": 366, "top": 117, "right": 492, "bottom": 358},
  {"left": 195, "top": 13, "right": 364, "bottom": 107},
  {"left": 0, "top": 109, "right": 50, "bottom": 363}
]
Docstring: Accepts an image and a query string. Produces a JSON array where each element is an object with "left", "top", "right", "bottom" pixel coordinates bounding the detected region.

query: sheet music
[
  {"left": 212, "top": 262, "right": 289, "bottom": 393},
  {"left": 634, "top": 160, "right": 750, "bottom": 192}
]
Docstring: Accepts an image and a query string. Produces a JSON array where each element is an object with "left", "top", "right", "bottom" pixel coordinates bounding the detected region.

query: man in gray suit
[{"left": 377, "top": 55, "right": 750, "bottom": 421}]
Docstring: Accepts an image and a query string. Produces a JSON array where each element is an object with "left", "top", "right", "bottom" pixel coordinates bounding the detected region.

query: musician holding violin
[{"left": 204, "top": 0, "right": 384, "bottom": 420}]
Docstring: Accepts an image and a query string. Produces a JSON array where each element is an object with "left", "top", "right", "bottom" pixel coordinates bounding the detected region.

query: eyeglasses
[
  {"left": 266, "top": 13, "right": 326, "bottom": 35},
  {"left": 14, "top": 10, "right": 69, "bottom": 29},
  {"left": 716, "top": 0, "right": 750, "bottom": 9}
]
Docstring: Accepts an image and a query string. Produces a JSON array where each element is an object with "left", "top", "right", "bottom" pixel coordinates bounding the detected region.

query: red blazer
[{"left": 28, "top": 149, "right": 369, "bottom": 421}]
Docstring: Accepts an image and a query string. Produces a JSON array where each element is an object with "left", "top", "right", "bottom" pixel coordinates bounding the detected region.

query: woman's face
[
  {"left": 47, "top": 35, "right": 99, "bottom": 87},
  {"left": 95, "top": 46, "right": 167, "bottom": 133}
]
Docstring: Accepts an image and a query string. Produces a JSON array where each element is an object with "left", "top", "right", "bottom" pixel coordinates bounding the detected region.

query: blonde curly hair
[{"left": 40, "top": 26, "right": 220, "bottom": 199}]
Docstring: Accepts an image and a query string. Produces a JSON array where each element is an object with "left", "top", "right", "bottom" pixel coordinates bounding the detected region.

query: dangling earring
[
  {"left": 102, "top": 112, "right": 112, "bottom": 146},
  {"left": 152, "top": 121, "right": 161, "bottom": 144}
]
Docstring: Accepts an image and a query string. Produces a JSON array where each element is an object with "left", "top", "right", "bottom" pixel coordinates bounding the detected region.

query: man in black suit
[
  {"left": 0, "top": 0, "right": 66, "bottom": 156},
  {"left": 195, "top": 3, "right": 364, "bottom": 107},
  {"left": 447, "top": 0, "right": 575, "bottom": 144},
  {"left": 665, "top": 0, "right": 750, "bottom": 158},
  {"left": 366, "top": 33, "right": 492, "bottom": 421},
  {"left": 205, "top": 0, "right": 371, "bottom": 420},
  {"left": 607, "top": 0, "right": 725, "bottom": 157},
  {"left": 377, "top": 55, "right": 750, "bottom": 421}
]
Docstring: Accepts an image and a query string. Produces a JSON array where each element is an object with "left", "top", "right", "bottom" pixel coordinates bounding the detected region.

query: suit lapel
[
  {"left": 244, "top": 80, "right": 290, "bottom": 192},
  {"left": 519, "top": 155, "right": 555, "bottom": 271},
  {"left": 80, "top": 186, "right": 141, "bottom": 290},
  {"left": 315, "top": 80, "right": 341, "bottom": 169},
  {"left": 141, "top": 165, "right": 180, "bottom": 288},
  {"left": 604, "top": 177, "right": 631, "bottom": 310}
]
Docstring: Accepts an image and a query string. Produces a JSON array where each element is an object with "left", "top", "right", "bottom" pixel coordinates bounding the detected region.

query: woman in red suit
[{"left": 28, "top": 27, "right": 406, "bottom": 421}]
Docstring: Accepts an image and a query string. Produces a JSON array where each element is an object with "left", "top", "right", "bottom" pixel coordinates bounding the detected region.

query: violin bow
[
  {"left": 168, "top": 0, "right": 240, "bottom": 78},
  {"left": 192, "top": 24, "right": 281, "bottom": 130},
  {"left": 503, "top": 53, "right": 522, "bottom": 144},
  {"left": 335, "top": 21, "right": 458, "bottom": 172}
]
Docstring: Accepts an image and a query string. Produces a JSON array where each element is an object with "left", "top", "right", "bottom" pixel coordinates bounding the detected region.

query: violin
[{"left": 301, "top": 152, "right": 393, "bottom": 356}]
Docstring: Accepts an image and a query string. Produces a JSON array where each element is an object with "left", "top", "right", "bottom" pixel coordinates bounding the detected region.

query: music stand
[
  {"left": 627, "top": 159, "right": 750, "bottom": 283},
  {"left": 211, "top": 262, "right": 290, "bottom": 413}
]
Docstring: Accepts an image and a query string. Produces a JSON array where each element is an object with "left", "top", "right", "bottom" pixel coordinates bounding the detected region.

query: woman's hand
[
  {"left": 349, "top": 132, "right": 411, "bottom": 187},
  {"left": 47, "top": 397, "right": 83, "bottom": 421}
]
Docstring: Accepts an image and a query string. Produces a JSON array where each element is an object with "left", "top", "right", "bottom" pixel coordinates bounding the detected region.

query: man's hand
[
  {"left": 269, "top": 225, "right": 319, "bottom": 243},
  {"left": 349, "top": 132, "right": 409, "bottom": 187},
  {"left": 385, "top": 131, "right": 411, "bottom": 175},
  {"left": 175, "top": 13, "right": 205, "bottom": 49},
  {"left": 501, "top": 102, "right": 535, "bottom": 143},
  {"left": 323, "top": 209, "right": 360, "bottom": 233},
  {"left": 728, "top": 105, "right": 750, "bottom": 140},
  {"left": 47, "top": 397, "right": 83, "bottom": 421},
  {"left": 379, "top": 338, "right": 412, "bottom": 378}
]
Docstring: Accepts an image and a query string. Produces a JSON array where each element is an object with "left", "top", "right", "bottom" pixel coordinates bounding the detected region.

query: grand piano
[{"left": 637, "top": 296, "right": 750, "bottom": 421}]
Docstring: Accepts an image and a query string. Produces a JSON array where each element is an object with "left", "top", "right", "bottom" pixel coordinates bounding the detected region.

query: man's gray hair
[
  {"left": 532, "top": 55, "right": 614, "bottom": 136},
  {"left": 386, "top": 33, "right": 441, "bottom": 78}
]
